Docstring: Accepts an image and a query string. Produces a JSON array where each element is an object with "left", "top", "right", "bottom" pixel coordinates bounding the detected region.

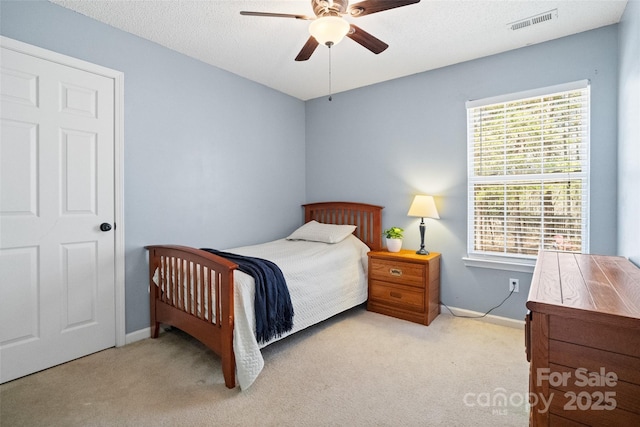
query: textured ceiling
[{"left": 50, "top": 0, "right": 628, "bottom": 100}]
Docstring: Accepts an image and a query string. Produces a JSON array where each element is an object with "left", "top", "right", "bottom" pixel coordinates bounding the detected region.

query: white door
[{"left": 0, "top": 42, "right": 118, "bottom": 383}]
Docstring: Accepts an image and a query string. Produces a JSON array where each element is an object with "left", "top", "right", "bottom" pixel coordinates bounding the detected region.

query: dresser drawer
[
  {"left": 369, "top": 259, "right": 425, "bottom": 287},
  {"left": 369, "top": 280, "right": 425, "bottom": 312}
]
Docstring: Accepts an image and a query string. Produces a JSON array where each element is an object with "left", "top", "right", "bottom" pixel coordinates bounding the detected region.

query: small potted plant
[{"left": 383, "top": 226, "right": 404, "bottom": 252}]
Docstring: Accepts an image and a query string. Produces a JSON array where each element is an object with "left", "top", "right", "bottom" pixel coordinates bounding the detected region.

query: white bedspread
[{"left": 227, "top": 234, "right": 369, "bottom": 390}]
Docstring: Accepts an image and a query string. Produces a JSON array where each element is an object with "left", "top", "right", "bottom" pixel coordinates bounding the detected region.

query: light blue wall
[
  {"left": 618, "top": 0, "right": 640, "bottom": 266},
  {"left": 306, "top": 26, "right": 620, "bottom": 320},
  {"left": 1, "top": 1, "right": 307, "bottom": 333}
]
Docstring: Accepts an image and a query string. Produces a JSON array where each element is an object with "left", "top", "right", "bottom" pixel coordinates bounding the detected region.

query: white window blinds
[{"left": 466, "top": 80, "right": 590, "bottom": 260}]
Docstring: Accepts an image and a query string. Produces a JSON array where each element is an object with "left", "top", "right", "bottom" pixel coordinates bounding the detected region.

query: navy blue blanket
[{"left": 201, "top": 248, "right": 294, "bottom": 344}]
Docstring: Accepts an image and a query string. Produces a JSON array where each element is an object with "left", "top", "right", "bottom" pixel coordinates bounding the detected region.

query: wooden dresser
[
  {"left": 367, "top": 250, "right": 440, "bottom": 326},
  {"left": 526, "top": 251, "right": 640, "bottom": 426}
]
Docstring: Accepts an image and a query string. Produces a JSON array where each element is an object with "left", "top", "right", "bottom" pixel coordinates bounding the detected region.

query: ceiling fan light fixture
[{"left": 309, "top": 16, "right": 350, "bottom": 46}]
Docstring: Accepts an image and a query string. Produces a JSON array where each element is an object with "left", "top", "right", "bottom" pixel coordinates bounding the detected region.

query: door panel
[
  {"left": 0, "top": 247, "right": 39, "bottom": 345},
  {"left": 62, "top": 129, "right": 98, "bottom": 214},
  {"left": 0, "top": 119, "right": 38, "bottom": 215},
  {"left": 62, "top": 241, "right": 98, "bottom": 328}
]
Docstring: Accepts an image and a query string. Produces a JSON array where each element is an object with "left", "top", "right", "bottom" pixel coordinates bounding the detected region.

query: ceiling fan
[{"left": 240, "top": 0, "right": 421, "bottom": 61}]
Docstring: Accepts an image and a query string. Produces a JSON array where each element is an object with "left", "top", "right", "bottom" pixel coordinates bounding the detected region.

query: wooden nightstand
[{"left": 367, "top": 250, "right": 441, "bottom": 326}]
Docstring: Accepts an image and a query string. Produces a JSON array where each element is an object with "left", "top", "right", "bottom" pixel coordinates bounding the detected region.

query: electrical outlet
[{"left": 509, "top": 278, "right": 519, "bottom": 293}]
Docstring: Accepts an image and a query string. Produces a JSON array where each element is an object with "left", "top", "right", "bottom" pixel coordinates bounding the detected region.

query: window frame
[{"left": 464, "top": 80, "right": 590, "bottom": 272}]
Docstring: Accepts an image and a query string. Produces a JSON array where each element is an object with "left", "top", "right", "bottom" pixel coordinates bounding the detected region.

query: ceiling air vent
[{"left": 508, "top": 9, "right": 558, "bottom": 31}]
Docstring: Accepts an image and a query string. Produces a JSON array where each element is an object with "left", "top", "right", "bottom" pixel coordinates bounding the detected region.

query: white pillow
[{"left": 286, "top": 220, "right": 357, "bottom": 244}]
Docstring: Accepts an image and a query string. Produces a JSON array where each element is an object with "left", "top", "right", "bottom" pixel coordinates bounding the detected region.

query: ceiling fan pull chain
[{"left": 328, "top": 43, "right": 333, "bottom": 101}]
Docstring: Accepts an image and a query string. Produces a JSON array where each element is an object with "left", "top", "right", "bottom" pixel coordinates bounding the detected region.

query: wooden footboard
[{"left": 146, "top": 245, "right": 238, "bottom": 388}]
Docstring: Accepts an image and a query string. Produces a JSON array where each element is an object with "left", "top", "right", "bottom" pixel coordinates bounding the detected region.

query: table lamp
[{"left": 407, "top": 195, "right": 440, "bottom": 255}]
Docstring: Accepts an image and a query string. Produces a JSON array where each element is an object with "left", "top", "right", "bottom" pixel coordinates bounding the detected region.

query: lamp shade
[
  {"left": 309, "top": 16, "right": 350, "bottom": 46},
  {"left": 407, "top": 195, "right": 440, "bottom": 219}
]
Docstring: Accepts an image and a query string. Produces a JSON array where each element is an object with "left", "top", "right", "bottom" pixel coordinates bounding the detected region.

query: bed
[{"left": 146, "top": 201, "right": 383, "bottom": 389}]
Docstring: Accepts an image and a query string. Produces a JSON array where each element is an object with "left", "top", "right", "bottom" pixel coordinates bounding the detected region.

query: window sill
[{"left": 462, "top": 256, "right": 535, "bottom": 273}]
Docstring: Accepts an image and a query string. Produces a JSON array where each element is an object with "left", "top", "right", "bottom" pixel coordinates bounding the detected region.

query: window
[{"left": 466, "top": 80, "right": 590, "bottom": 266}]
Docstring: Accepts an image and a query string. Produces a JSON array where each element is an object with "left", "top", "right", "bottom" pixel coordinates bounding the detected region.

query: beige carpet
[{"left": 1, "top": 307, "right": 529, "bottom": 426}]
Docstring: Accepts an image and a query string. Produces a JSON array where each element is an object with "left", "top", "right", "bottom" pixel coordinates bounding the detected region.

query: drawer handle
[
  {"left": 389, "top": 268, "right": 403, "bottom": 276},
  {"left": 390, "top": 291, "right": 402, "bottom": 299}
]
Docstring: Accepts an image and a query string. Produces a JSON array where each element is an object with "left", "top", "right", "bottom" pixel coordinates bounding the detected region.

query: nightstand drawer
[
  {"left": 370, "top": 259, "right": 424, "bottom": 287},
  {"left": 369, "top": 280, "right": 425, "bottom": 312}
]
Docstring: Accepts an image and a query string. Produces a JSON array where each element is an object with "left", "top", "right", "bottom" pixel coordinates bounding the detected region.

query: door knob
[{"left": 100, "top": 223, "right": 112, "bottom": 232}]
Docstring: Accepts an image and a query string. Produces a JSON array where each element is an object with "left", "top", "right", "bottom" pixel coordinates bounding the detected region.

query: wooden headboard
[{"left": 303, "top": 202, "right": 384, "bottom": 251}]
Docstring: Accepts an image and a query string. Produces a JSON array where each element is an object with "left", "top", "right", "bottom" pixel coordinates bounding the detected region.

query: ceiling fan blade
[
  {"left": 346, "top": 25, "right": 388, "bottom": 54},
  {"left": 240, "top": 11, "right": 314, "bottom": 20},
  {"left": 295, "top": 37, "right": 320, "bottom": 61},
  {"left": 348, "top": 0, "right": 420, "bottom": 17}
]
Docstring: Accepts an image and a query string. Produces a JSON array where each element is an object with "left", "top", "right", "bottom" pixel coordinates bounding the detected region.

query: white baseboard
[
  {"left": 439, "top": 305, "right": 525, "bottom": 329},
  {"left": 124, "top": 309, "right": 523, "bottom": 345},
  {"left": 125, "top": 327, "right": 151, "bottom": 345},
  {"left": 124, "top": 325, "right": 172, "bottom": 345}
]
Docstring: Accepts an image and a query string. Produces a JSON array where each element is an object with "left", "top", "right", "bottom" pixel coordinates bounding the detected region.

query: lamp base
[{"left": 416, "top": 220, "right": 429, "bottom": 255}]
